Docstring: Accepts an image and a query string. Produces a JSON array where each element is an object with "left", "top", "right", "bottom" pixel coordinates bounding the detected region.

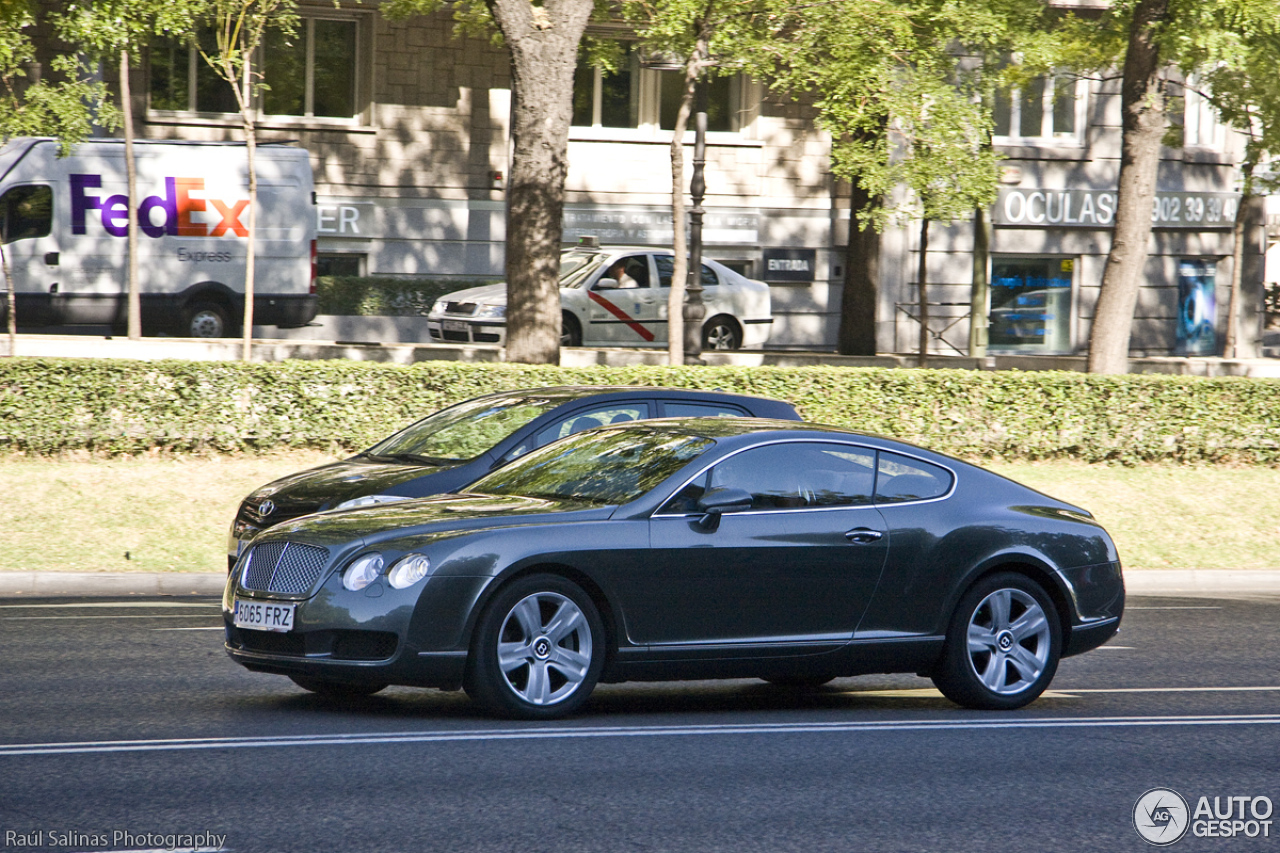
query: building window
[
  {"left": 988, "top": 256, "right": 1074, "bottom": 354},
  {"left": 149, "top": 16, "right": 360, "bottom": 120},
  {"left": 993, "top": 72, "right": 1086, "bottom": 143},
  {"left": 572, "top": 40, "right": 744, "bottom": 134},
  {"left": 1166, "top": 77, "right": 1223, "bottom": 149}
]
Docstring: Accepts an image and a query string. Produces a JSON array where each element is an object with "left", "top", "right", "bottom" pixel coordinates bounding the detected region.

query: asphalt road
[{"left": 1, "top": 593, "right": 1278, "bottom": 853}]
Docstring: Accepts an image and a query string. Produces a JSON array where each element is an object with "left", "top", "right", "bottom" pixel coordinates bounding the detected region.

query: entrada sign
[{"left": 994, "top": 188, "right": 1239, "bottom": 229}]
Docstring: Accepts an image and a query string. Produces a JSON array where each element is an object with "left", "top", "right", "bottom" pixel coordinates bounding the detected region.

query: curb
[
  {"left": 1, "top": 570, "right": 1279, "bottom": 599},
  {"left": 0, "top": 572, "right": 227, "bottom": 597}
]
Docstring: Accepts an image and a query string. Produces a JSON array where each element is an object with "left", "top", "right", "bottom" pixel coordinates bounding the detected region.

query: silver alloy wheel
[
  {"left": 703, "top": 319, "right": 739, "bottom": 350},
  {"left": 965, "top": 587, "right": 1051, "bottom": 695},
  {"left": 496, "top": 591, "right": 593, "bottom": 706}
]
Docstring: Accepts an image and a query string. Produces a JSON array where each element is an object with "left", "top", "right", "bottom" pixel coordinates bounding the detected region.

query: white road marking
[
  {"left": 1059, "top": 686, "right": 1280, "bottom": 694},
  {"left": 152, "top": 627, "right": 225, "bottom": 631},
  {"left": 1094, "top": 645, "right": 1135, "bottom": 649},
  {"left": 6, "top": 714, "right": 1280, "bottom": 757},
  {"left": 1126, "top": 606, "right": 1222, "bottom": 610}
]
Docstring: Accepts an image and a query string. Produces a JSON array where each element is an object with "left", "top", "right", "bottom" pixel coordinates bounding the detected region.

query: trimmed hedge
[
  {"left": 315, "top": 276, "right": 498, "bottom": 316},
  {"left": 1, "top": 358, "right": 1278, "bottom": 463}
]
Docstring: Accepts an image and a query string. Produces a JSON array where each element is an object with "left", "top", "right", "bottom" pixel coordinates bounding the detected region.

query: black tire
[
  {"left": 931, "top": 572, "right": 1061, "bottom": 710},
  {"left": 761, "top": 675, "right": 836, "bottom": 689},
  {"left": 702, "top": 315, "right": 741, "bottom": 350},
  {"left": 465, "top": 573, "right": 605, "bottom": 719},
  {"left": 561, "top": 312, "right": 583, "bottom": 347},
  {"left": 183, "top": 301, "right": 232, "bottom": 338},
  {"left": 288, "top": 675, "right": 387, "bottom": 698}
]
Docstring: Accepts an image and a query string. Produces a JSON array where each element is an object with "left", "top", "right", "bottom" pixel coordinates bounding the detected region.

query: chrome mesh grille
[{"left": 241, "top": 542, "right": 330, "bottom": 595}]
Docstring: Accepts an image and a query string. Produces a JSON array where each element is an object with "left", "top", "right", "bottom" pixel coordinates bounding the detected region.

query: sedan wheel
[
  {"left": 466, "top": 574, "right": 605, "bottom": 719},
  {"left": 702, "top": 316, "right": 741, "bottom": 350},
  {"left": 931, "top": 573, "right": 1061, "bottom": 710}
]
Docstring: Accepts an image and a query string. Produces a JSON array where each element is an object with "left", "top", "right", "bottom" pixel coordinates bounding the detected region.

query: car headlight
[
  {"left": 387, "top": 553, "right": 433, "bottom": 589},
  {"left": 343, "top": 553, "right": 384, "bottom": 591},
  {"left": 429, "top": 299, "right": 446, "bottom": 317},
  {"left": 473, "top": 304, "right": 506, "bottom": 319},
  {"left": 335, "top": 494, "right": 411, "bottom": 511}
]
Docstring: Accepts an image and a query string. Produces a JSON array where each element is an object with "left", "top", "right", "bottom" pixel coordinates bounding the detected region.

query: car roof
[{"left": 472, "top": 385, "right": 796, "bottom": 411}]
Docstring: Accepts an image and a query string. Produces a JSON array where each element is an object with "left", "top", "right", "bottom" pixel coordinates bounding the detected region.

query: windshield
[
  {"left": 468, "top": 426, "right": 714, "bottom": 505},
  {"left": 365, "top": 395, "right": 566, "bottom": 463},
  {"left": 559, "top": 250, "right": 609, "bottom": 289}
]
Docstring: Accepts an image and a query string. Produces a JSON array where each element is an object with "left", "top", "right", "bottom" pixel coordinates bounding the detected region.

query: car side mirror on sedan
[
  {"left": 695, "top": 486, "right": 753, "bottom": 530},
  {"left": 593, "top": 278, "right": 621, "bottom": 290}
]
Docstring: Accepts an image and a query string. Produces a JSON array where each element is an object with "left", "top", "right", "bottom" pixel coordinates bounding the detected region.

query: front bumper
[
  {"left": 427, "top": 317, "right": 506, "bottom": 345},
  {"left": 223, "top": 565, "right": 494, "bottom": 690}
]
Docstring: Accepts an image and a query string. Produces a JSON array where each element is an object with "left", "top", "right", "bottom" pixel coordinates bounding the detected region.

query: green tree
[
  {"left": 194, "top": 0, "right": 299, "bottom": 361},
  {"left": 386, "top": 0, "right": 595, "bottom": 365},
  {"left": 0, "top": 1, "right": 117, "bottom": 357},
  {"left": 53, "top": 0, "right": 205, "bottom": 342},
  {"left": 1056, "top": 0, "right": 1280, "bottom": 372}
]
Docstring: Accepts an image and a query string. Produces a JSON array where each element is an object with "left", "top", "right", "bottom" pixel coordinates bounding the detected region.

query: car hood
[
  {"left": 441, "top": 282, "right": 508, "bottom": 306},
  {"left": 249, "top": 458, "right": 465, "bottom": 512},
  {"left": 255, "top": 492, "right": 615, "bottom": 549}
]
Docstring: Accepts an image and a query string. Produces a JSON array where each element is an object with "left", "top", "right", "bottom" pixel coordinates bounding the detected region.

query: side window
[
  {"left": 654, "top": 255, "right": 719, "bottom": 288},
  {"left": 874, "top": 452, "right": 952, "bottom": 504},
  {"left": 660, "top": 401, "right": 747, "bottom": 418},
  {"left": 1, "top": 185, "right": 52, "bottom": 243},
  {"left": 596, "top": 255, "right": 650, "bottom": 289},
  {"left": 509, "top": 404, "right": 652, "bottom": 458}
]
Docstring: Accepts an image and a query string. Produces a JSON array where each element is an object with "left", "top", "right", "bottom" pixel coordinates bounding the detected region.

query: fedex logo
[{"left": 70, "top": 174, "right": 250, "bottom": 239}]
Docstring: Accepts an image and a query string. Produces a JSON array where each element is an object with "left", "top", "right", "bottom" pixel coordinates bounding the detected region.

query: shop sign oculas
[{"left": 994, "top": 188, "right": 1239, "bottom": 229}]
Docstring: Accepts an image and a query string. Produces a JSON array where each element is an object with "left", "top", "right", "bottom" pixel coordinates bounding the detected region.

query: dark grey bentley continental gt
[
  {"left": 223, "top": 418, "right": 1124, "bottom": 718},
  {"left": 228, "top": 386, "right": 798, "bottom": 567}
]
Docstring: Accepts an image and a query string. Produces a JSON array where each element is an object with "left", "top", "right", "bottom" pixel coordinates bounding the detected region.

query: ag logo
[{"left": 1134, "top": 788, "right": 1190, "bottom": 846}]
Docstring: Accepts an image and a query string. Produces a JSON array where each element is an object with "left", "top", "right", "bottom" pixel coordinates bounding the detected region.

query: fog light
[
  {"left": 343, "top": 553, "right": 384, "bottom": 591},
  {"left": 387, "top": 554, "right": 432, "bottom": 589}
]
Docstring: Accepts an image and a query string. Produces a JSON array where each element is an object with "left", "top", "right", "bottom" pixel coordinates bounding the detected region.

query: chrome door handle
[{"left": 845, "top": 528, "right": 884, "bottom": 543}]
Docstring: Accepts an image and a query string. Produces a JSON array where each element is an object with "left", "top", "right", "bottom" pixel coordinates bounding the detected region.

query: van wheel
[{"left": 184, "top": 302, "right": 231, "bottom": 338}]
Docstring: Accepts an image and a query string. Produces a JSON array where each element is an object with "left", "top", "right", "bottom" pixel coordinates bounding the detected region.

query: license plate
[
  {"left": 233, "top": 599, "right": 295, "bottom": 633},
  {"left": 442, "top": 319, "right": 469, "bottom": 333}
]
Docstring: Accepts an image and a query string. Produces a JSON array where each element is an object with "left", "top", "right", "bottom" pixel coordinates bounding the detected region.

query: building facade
[{"left": 128, "top": 0, "right": 1262, "bottom": 355}]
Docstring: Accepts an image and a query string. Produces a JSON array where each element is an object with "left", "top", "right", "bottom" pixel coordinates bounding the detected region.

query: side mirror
[
  {"left": 594, "top": 277, "right": 620, "bottom": 290},
  {"left": 695, "top": 487, "right": 752, "bottom": 529}
]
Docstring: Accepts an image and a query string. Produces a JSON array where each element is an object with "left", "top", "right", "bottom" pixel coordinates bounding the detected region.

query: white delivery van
[{"left": 0, "top": 137, "right": 316, "bottom": 337}]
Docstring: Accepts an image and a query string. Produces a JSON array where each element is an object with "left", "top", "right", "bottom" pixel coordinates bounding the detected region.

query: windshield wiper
[{"left": 390, "top": 453, "right": 464, "bottom": 466}]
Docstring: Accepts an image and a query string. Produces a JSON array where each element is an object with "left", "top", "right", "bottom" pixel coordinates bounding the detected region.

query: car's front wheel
[
  {"left": 465, "top": 574, "right": 605, "bottom": 719},
  {"left": 184, "top": 301, "right": 232, "bottom": 338},
  {"left": 931, "top": 572, "right": 1061, "bottom": 710}
]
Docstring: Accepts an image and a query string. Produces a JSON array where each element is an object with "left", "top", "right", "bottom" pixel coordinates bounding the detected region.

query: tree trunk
[
  {"left": 916, "top": 217, "right": 929, "bottom": 368},
  {"left": 241, "top": 52, "right": 257, "bottom": 362},
  {"left": 1086, "top": 0, "right": 1170, "bottom": 374},
  {"left": 836, "top": 178, "right": 879, "bottom": 355},
  {"left": 490, "top": 0, "right": 594, "bottom": 365},
  {"left": 666, "top": 59, "right": 698, "bottom": 366},
  {"left": 969, "top": 206, "right": 990, "bottom": 358},
  {"left": 1225, "top": 160, "right": 1255, "bottom": 359},
  {"left": 122, "top": 48, "right": 141, "bottom": 340}
]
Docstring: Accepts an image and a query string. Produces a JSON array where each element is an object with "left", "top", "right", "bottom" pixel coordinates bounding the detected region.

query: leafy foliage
[
  {"left": 315, "top": 277, "right": 497, "bottom": 317},
  {"left": 1, "top": 359, "right": 1277, "bottom": 465}
]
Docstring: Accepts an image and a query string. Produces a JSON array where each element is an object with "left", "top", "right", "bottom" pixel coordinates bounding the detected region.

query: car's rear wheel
[
  {"left": 561, "top": 312, "right": 583, "bottom": 347},
  {"left": 465, "top": 574, "right": 605, "bottom": 719},
  {"left": 288, "top": 675, "right": 387, "bottom": 698},
  {"left": 931, "top": 572, "right": 1061, "bottom": 710},
  {"left": 702, "top": 315, "right": 742, "bottom": 350}
]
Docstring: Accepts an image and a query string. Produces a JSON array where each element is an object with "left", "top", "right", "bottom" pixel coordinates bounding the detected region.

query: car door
[
  {"left": 0, "top": 184, "right": 58, "bottom": 317},
  {"left": 631, "top": 441, "right": 889, "bottom": 646},
  {"left": 583, "top": 254, "right": 661, "bottom": 345}
]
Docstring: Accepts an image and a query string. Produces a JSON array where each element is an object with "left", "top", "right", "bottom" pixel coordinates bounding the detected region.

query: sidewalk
[{"left": 1, "top": 570, "right": 1278, "bottom": 599}]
